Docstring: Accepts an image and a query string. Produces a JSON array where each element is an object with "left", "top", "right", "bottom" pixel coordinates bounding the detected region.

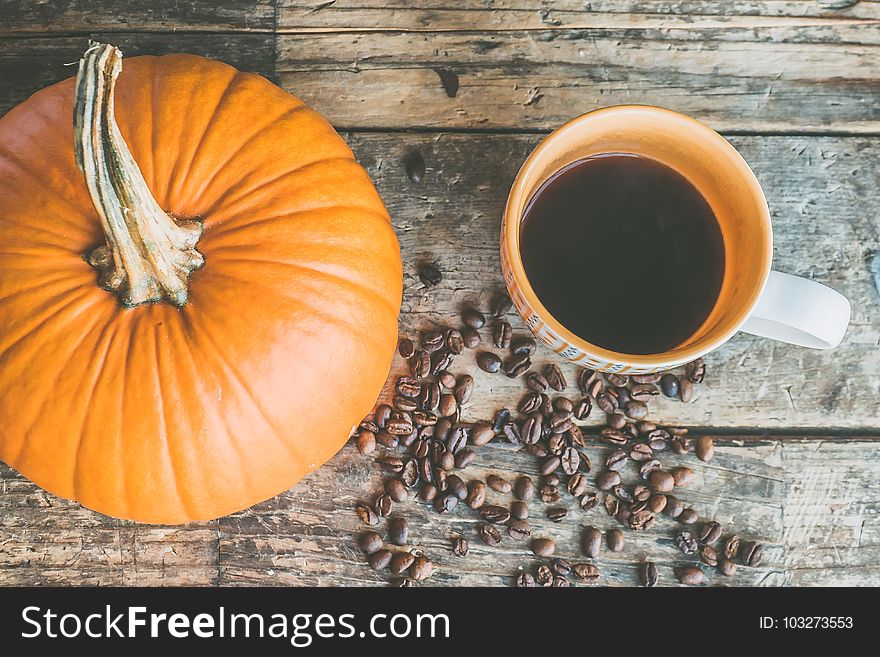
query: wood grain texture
[
  {"left": 0, "top": 0, "right": 275, "bottom": 33},
  {"left": 276, "top": 26, "right": 880, "bottom": 132},
  {"left": 342, "top": 132, "right": 880, "bottom": 430},
  {"left": 0, "top": 34, "right": 276, "bottom": 115},
  {"left": 280, "top": 0, "right": 880, "bottom": 31}
]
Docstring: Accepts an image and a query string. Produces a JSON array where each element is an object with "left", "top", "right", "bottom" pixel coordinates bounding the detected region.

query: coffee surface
[{"left": 519, "top": 153, "right": 725, "bottom": 355}]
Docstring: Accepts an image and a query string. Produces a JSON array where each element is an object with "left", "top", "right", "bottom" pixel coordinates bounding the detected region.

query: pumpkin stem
[{"left": 74, "top": 41, "right": 204, "bottom": 308}]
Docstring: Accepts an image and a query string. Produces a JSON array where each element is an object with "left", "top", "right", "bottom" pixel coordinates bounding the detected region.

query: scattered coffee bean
[
  {"left": 607, "top": 528, "right": 625, "bottom": 552},
  {"left": 532, "top": 537, "right": 556, "bottom": 557},
  {"left": 648, "top": 470, "right": 675, "bottom": 493},
  {"left": 390, "top": 551, "right": 415, "bottom": 575},
  {"left": 466, "top": 480, "right": 487, "bottom": 509},
  {"left": 525, "top": 372, "right": 549, "bottom": 392},
  {"left": 573, "top": 563, "right": 600, "bottom": 581},
  {"left": 461, "top": 327, "right": 481, "bottom": 349},
  {"left": 567, "top": 473, "right": 589, "bottom": 497},
  {"left": 723, "top": 535, "right": 741, "bottom": 560},
  {"left": 454, "top": 375, "right": 474, "bottom": 405},
  {"left": 648, "top": 493, "right": 667, "bottom": 514},
  {"left": 535, "top": 565, "right": 553, "bottom": 587},
  {"left": 696, "top": 436, "right": 715, "bottom": 462},
  {"left": 603, "top": 494, "right": 619, "bottom": 516},
  {"left": 516, "top": 572, "right": 537, "bottom": 587},
  {"left": 582, "top": 527, "right": 602, "bottom": 558},
  {"left": 355, "top": 502, "right": 379, "bottom": 526},
  {"left": 675, "top": 565, "right": 705, "bottom": 586},
  {"left": 540, "top": 455, "right": 561, "bottom": 476},
  {"left": 510, "top": 500, "right": 529, "bottom": 520},
  {"left": 675, "top": 530, "right": 699, "bottom": 555},
  {"left": 511, "top": 336, "right": 537, "bottom": 356},
  {"left": 478, "top": 523, "right": 502, "bottom": 546},
  {"left": 359, "top": 531, "right": 383, "bottom": 555},
  {"left": 409, "top": 556, "right": 433, "bottom": 581},
  {"left": 435, "top": 492, "right": 458, "bottom": 513},
  {"left": 698, "top": 521, "right": 723, "bottom": 545},
  {"left": 385, "top": 478, "right": 408, "bottom": 503},
  {"left": 507, "top": 519, "right": 532, "bottom": 540},
  {"left": 719, "top": 559, "right": 737, "bottom": 577},
  {"left": 671, "top": 467, "right": 695, "bottom": 487},
  {"left": 700, "top": 545, "right": 718, "bottom": 567},
  {"left": 454, "top": 448, "right": 476, "bottom": 469},
  {"left": 624, "top": 400, "right": 648, "bottom": 420},
  {"left": 663, "top": 495, "right": 684, "bottom": 519},
  {"left": 368, "top": 549, "right": 392, "bottom": 570},
  {"left": 493, "top": 321, "right": 512, "bottom": 349},
  {"left": 374, "top": 493, "right": 392, "bottom": 517},
  {"left": 597, "top": 470, "right": 622, "bottom": 490},
  {"left": 659, "top": 373, "right": 680, "bottom": 398},
  {"left": 452, "top": 537, "right": 469, "bottom": 557},
  {"left": 546, "top": 507, "right": 567, "bottom": 522},
  {"left": 491, "top": 293, "right": 513, "bottom": 318},
  {"left": 357, "top": 430, "right": 376, "bottom": 455},
  {"left": 462, "top": 307, "right": 486, "bottom": 329},
  {"left": 605, "top": 450, "right": 628, "bottom": 472},
  {"left": 596, "top": 393, "right": 617, "bottom": 414},
  {"left": 639, "top": 562, "right": 659, "bottom": 587},
  {"left": 503, "top": 353, "right": 531, "bottom": 377},
  {"left": 687, "top": 358, "right": 706, "bottom": 383},
  {"left": 544, "top": 364, "right": 566, "bottom": 391},
  {"left": 486, "top": 474, "right": 512, "bottom": 494},
  {"left": 477, "top": 351, "right": 502, "bottom": 373},
  {"left": 419, "top": 484, "right": 438, "bottom": 502},
  {"left": 446, "top": 474, "right": 468, "bottom": 499},
  {"left": 421, "top": 330, "right": 444, "bottom": 353},
  {"left": 410, "top": 350, "right": 431, "bottom": 379},
  {"left": 480, "top": 505, "right": 511, "bottom": 524},
  {"left": 560, "top": 447, "right": 580, "bottom": 475},
  {"left": 678, "top": 508, "right": 699, "bottom": 525},
  {"left": 741, "top": 540, "right": 764, "bottom": 567},
  {"left": 679, "top": 378, "right": 695, "bottom": 402}
]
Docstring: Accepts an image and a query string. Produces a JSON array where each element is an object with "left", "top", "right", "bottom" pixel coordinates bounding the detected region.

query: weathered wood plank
[
  {"left": 0, "top": 0, "right": 275, "bottom": 33},
  {"left": 276, "top": 27, "right": 880, "bottom": 132},
  {"left": 281, "top": 0, "right": 880, "bottom": 31},
  {"left": 341, "top": 132, "right": 880, "bottom": 430},
  {"left": 0, "top": 34, "right": 276, "bottom": 115}
]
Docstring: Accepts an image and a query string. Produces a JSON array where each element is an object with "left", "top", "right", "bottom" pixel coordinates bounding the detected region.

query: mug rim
[{"left": 502, "top": 105, "right": 773, "bottom": 368}]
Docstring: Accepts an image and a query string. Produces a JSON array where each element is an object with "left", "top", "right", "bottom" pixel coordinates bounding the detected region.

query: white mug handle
[{"left": 740, "top": 271, "right": 851, "bottom": 349}]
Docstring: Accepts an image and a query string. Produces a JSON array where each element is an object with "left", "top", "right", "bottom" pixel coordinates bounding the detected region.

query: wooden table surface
[{"left": 1, "top": 1, "right": 878, "bottom": 587}]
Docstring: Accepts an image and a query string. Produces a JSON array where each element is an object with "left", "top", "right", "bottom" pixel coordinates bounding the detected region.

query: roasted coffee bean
[
  {"left": 477, "top": 351, "right": 502, "bottom": 373},
  {"left": 612, "top": 386, "right": 632, "bottom": 407},
  {"left": 454, "top": 374, "right": 474, "bottom": 405},
  {"left": 510, "top": 500, "right": 529, "bottom": 520},
  {"left": 519, "top": 391, "right": 542, "bottom": 414},
  {"left": 628, "top": 443, "right": 652, "bottom": 462},
  {"left": 507, "top": 519, "right": 532, "bottom": 540},
  {"left": 600, "top": 429, "right": 629, "bottom": 447},
  {"left": 398, "top": 338, "right": 415, "bottom": 359},
  {"left": 560, "top": 447, "right": 580, "bottom": 475},
  {"left": 700, "top": 545, "right": 718, "bottom": 567},
  {"left": 490, "top": 293, "right": 513, "bottom": 318},
  {"left": 546, "top": 507, "right": 567, "bottom": 522},
  {"left": 577, "top": 368, "right": 598, "bottom": 393},
  {"left": 671, "top": 467, "right": 695, "bottom": 487},
  {"left": 719, "top": 559, "right": 737, "bottom": 577},
  {"left": 675, "top": 531, "right": 699, "bottom": 555},
  {"left": 741, "top": 540, "right": 764, "bottom": 567},
  {"left": 357, "top": 415, "right": 378, "bottom": 432},
  {"left": 410, "top": 350, "right": 431, "bottom": 379},
  {"left": 521, "top": 413, "right": 543, "bottom": 445},
  {"left": 433, "top": 418, "right": 452, "bottom": 443},
  {"left": 374, "top": 493, "right": 393, "bottom": 517},
  {"left": 570, "top": 398, "right": 591, "bottom": 421},
  {"left": 630, "top": 383, "right": 660, "bottom": 401},
  {"left": 596, "top": 470, "right": 621, "bottom": 490},
  {"left": 516, "top": 572, "right": 537, "bottom": 588},
  {"left": 452, "top": 536, "right": 469, "bottom": 557},
  {"left": 539, "top": 394, "right": 553, "bottom": 418},
  {"left": 568, "top": 423, "right": 587, "bottom": 449},
  {"left": 374, "top": 404, "right": 392, "bottom": 429},
  {"left": 480, "top": 505, "right": 511, "bottom": 524},
  {"left": 659, "top": 373, "right": 680, "bottom": 398},
  {"left": 430, "top": 349, "right": 453, "bottom": 376},
  {"left": 607, "top": 528, "right": 625, "bottom": 552},
  {"left": 390, "top": 551, "right": 415, "bottom": 575},
  {"left": 607, "top": 411, "right": 627, "bottom": 430},
  {"left": 434, "top": 492, "right": 459, "bottom": 513},
  {"left": 437, "top": 448, "right": 455, "bottom": 472},
  {"left": 444, "top": 328, "right": 464, "bottom": 355},
  {"left": 544, "top": 364, "right": 566, "bottom": 391},
  {"left": 596, "top": 393, "right": 618, "bottom": 414},
  {"left": 454, "top": 448, "right": 476, "bottom": 469},
  {"left": 679, "top": 378, "right": 695, "bottom": 402},
  {"left": 412, "top": 411, "right": 437, "bottom": 428},
  {"left": 503, "top": 353, "right": 531, "bottom": 377},
  {"left": 543, "top": 473, "right": 561, "bottom": 487},
  {"left": 639, "top": 562, "right": 659, "bottom": 587},
  {"left": 613, "top": 484, "right": 633, "bottom": 503},
  {"left": 553, "top": 397, "right": 574, "bottom": 414},
  {"left": 573, "top": 563, "right": 600, "bottom": 581},
  {"left": 438, "top": 393, "right": 457, "bottom": 418},
  {"left": 577, "top": 493, "right": 597, "bottom": 513},
  {"left": 647, "top": 493, "right": 667, "bottom": 514},
  {"left": 419, "top": 484, "right": 438, "bottom": 502},
  {"left": 535, "top": 564, "right": 553, "bottom": 587},
  {"left": 668, "top": 426, "right": 689, "bottom": 437},
  {"left": 603, "top": 494, "right": 619, "bottom": 516},
  {"left": 687, "top": 357, "right": 706, "bottom": 383},
  {"left": 624, "top": 401, "right": 649, "bottom": 421},
  {"left": 536, "top": 455, "right": 559, "bottom": 476},
  {"left": 631, "top": 484, "right": 650, "bottom": 503},
  {"left": 567, "top": 473, "right": 588, "bottom": 497},
  {"left": 466, "top": 479, "right": 487, "bottom": 509},
  {"left": 551, "top": 576, "right": 570, "bottom": 587},
  {"left": 663, "top": 495, "right": 684, "bottom": 519},
  {"left": 388, "top": 517, "right": 409, "bottom": 546},
  {"left": 639, "top": 459, "right": 662, "bottom": 480},
  {"left": 386, "top": 412, "right": 414, "bottom": 436},
  {"left": 359, "top": 531, "right": 383, "bottom": 555},
  {"left": 550, "top": 559, "right": 572, "bottom": 577},
  {"left": 492, "top": 409, "right": 511, "bottom": 433},
  {"left": 485, "top": 474, "right": 510, "bottom": 494},
  {"left": 401, "top": 459, "right": 419, "bottom": 489},
  {"left": 645, "top": 429, "right": 669, "bottom": 451},
  {"left": 502, "top": 422, "right": 522, "bottom": 445},
  {"left": 422, "top": 330, "right": 445, "bottom": 353},
  {"left": 669, "top": 435, "right": 689, "bottom": 455},
  {"left": 447, "top": 474, "right": 468, "bottom": 500},
  {"left": 540, "top": 484, "right": 560, "bottom": 504},
  {"left": 492, "top": 321, "right": 513, "bottom": 349},
  {"left": 468, "top": 422, "right": 494, "bottom": 447},
  {"left": 462, "top": 307, "right": 486, "bottom": 329},
  {"left": 420, "top": 382, "right": 441, "bottom": 411},
  {"left": 385, "top": 478, "right": 408, "bottom": 503},
  {"left": 506, "top": 476, "right": 533, "bottom": 503},
  {"left": 616, "top": 506, "right": 632, "bottom": 526},
  {"left": 417, "top": 264, "right": 439, "bottom": 289},
  {"left": 605, "top": 450, "right": 628, "bottom": 472},
  {"left": 444, "top": 424, "right": 466, "bottom": 452},
  {"left": 605, "top": 373, "right": 627, "bottom": 388},
  {"left": 698, "top": 521, "right": 723, "bottom": 545},
  {"left": 531, "top": 538, "right": 556, "bottom": 557},
  {"left": 582, "top": 526, "right": 602, "bottom": 558},
  {"left": 461, "top": 327, "right": 481, "bottom": 349},
  {"left": 511, "top": 336, "right": 537, "bottom": 357},
  {"left": 393, "top": 394, "right": 418, "bottom": 412},
  {"left": 649, "top": 470, "right": 675, "bottom": 493},
  {"left": 357, "top": 430, "right": 376, "bottom": 455},
  {"left": 355, "top": 502, "right": 379, "bottom": 526},
  {"left": 409, "top": 556, "right": 433, "bottom": 581},
  {"left": 368, "top": 549, "right": 392, "bottom": 571},
  {"left": 696, "top": 436, "right": 715, "bottom": 462},
  {"left": 477, "top": 523, "right": 502, "bottom": 547},
  {"left": 525, "top": 443, "right": 548, "bottom": 458},
  {"left": 550, "top": 411, "right": 573, "bottom": 435},
  {"left": 379, "top": 456, "right": 405, "bottom": 474},
  {"left": 526, "top": 372, "right": 549, "bottom": 393},
  {"left": 675, "top": 566, "right": 705, "bottom": 586},
  {"left": 723, "top": 535, "right": 741, "bottom": 560},
  {"left": 678, "top": 508, "right": 699, "bottom": 525}
]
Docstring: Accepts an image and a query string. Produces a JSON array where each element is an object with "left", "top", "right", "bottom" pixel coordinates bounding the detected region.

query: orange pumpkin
[{"left": 0, "top": 43, "right": 402, "bottom": 523}]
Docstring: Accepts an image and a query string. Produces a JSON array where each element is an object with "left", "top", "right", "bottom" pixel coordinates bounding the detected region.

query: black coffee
[{"left": 519, "top": 153, "right": 725, "bottom": 355}]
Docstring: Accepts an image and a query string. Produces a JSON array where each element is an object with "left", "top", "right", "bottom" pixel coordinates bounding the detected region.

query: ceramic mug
[{"left": 500, "top": 106, "right": 851, "bottom": 374}]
